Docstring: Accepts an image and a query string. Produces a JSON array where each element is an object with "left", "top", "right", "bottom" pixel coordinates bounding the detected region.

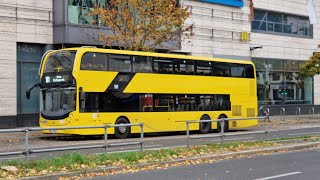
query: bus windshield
[
  {"left": 41, "top": 88, "right": 76, "bottom": 118},
  {"left": 43, "top": 51, "right": 76, "bottom": 73}
]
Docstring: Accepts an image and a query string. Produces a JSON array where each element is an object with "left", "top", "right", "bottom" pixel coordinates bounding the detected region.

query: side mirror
[{"left": 26, "top": 83, "right": 40, "bottom": 99}]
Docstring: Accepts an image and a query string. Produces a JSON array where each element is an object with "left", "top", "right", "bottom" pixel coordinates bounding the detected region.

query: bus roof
[{"left": 57, "top": 47, "right": 254, "bottom": 65}]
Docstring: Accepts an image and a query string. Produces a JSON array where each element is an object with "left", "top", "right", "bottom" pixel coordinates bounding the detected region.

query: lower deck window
[{"left": 80, "top": 92, "right": 230, "bottom": 112}]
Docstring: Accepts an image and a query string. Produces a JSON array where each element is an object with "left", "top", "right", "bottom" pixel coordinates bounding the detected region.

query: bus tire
[
  {"left": 199, "top": 114, "right": 211, "bottom": 134},
  {"left": 114, "top": 117, "right": 131, "bottom": 139},
  {"left": 217, "top": 114, "right": 228, "bottom": 133}
]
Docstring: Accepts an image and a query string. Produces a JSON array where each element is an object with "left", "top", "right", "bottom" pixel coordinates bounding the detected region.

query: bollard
[
  {"left": 140, "top": 123, "right": 144, "bottom": 152},
  {"left": 220, "top": 119, "right": 225, "bottom": 146},
  {"left": 186, "top": 121, "right": 190, "bottom": 148},
  {"left": 24, "top": 129, "right": 30, "bottom": 165},
  {"left": 312, "top": 107, "right": 315, "bottom": 120},
  {"left": 104, "top": 125, "right": 108, "bottom": 153},
  {"left": 296, "top": 107, "right": 301, "bottom": 121},
  {"left": 280, "top": 107, "right": 286, "bottom": 121}
]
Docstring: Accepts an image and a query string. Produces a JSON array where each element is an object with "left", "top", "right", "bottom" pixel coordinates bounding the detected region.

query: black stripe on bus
[{"left": 106, "top": 73, "right": 136, "bottom": 93}]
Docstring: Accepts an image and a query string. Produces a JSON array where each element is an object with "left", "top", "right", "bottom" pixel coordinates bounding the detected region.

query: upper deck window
[
  {"left": 109, "top": 54, "right": 132, "bottom": 72},
  {"left": 44, "top": 51, "right": 76, "bottom": 73},
  {"left": 81, "top": 52, "right": 107, "bottom": 70},
  {"left": 80, "top": 52, "right": 255, "bottom": 78}
]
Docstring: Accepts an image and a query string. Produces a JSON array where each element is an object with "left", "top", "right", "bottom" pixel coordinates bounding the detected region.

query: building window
[
  {"left": 252, "top": 9, "right": 313, "bottom": 38},
  {"left": 252, "top": 58, "right": 313, "bottom": 105},
  {"left": 68, "top": 0, "right": 106, "bottom": 25}
]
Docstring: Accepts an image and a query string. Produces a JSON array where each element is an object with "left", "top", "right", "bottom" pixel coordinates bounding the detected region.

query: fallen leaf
[{"left": 1, "top": 166, "right": 18, "bottom": 173}]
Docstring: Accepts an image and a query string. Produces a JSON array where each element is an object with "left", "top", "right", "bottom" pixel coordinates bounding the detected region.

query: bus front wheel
[
  {"left": 217, "top": 115, "right": 228, "bottom": 133},
  {"left": 199, "top": 115, "right": 211, "bottom": 134},
  {"left": 115, "top": 117, "right": 131, "bottom": 139}
]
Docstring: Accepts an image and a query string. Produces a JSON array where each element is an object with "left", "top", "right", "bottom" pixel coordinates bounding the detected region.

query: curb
[{"left": 19, "top": 141, "right": 320, "bottom": 180}]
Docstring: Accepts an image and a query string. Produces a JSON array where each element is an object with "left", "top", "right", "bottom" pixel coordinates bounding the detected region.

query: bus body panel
[{"left": 77, "top": 71, "right": 118, "bottom": 92}]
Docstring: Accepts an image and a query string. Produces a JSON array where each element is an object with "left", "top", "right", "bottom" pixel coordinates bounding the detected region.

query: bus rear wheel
[
  {"left": 217, "top": 115, "right": 228, "bottom": 133},
  {"left": 115, "top": 117, "right": 131, "bottom": 139},
  {"left": 199, "top": 115, "right": 211, "bottom": 134}
]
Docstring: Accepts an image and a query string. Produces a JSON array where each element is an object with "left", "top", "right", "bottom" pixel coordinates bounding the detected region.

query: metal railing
[
  {"left": 296, "top": 107, "right": 301, "bottom": 120},
  {"left": 186, "top": 116, "right": 270, "bottom": 148},
  {"left": 280, "top": 107, "right": 286, "bottom": 120},
  {"left": 310, "top": 107, "right": 315, "bottom": 120},
  {"left": 0, "top": 123, "right": 144, "bottom": 164}
]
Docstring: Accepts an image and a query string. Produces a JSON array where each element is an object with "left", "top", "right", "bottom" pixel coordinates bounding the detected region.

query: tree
[
  {"left": 300, "top": 52, "right": 320, "bottom": 77},
  {"left": 90, "top": 0, "right": 193, "bottom": 51}
]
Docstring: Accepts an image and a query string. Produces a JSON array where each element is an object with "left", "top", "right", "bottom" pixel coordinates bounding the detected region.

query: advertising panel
[{"left": 200, "top": 0, "right": 244, "bottom": 7}]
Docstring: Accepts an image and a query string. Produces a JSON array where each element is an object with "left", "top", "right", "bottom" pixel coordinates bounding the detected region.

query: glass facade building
[{"left": 252, "top": 58, "right": 313, "bottom": 105}]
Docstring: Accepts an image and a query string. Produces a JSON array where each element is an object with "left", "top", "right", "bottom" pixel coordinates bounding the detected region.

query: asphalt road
[
  {"left": 1, "top": 124, "right": 320, "bottom": 162},
  {"left": 84, "top": 149, "right": 320, "bottom": 180}
]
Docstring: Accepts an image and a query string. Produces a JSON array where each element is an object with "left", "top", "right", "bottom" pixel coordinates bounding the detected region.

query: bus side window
[
  {"left": 80, "top": 92, "right": 100, "bottom": 112},
  {"left": 153, "top": 95, "right": 174, "bottom": 112},
  {"left": 230, "top": 63, "right": 245, "bottom": 78},
  {"left": 174, "top": 95, "right": 196, "bottom": 111},
  {"left": 195, "top": 61, "right": 212, "bottom": 76},
  {"left": 213, "top": 95, "right": 231, "bottom": 110},
  {"left": 153, "top": 58, "right": 173, "bottom": 74},
  {"left": 109, "top": 54, "right": 132, "bottom": 72},
  {"left": 176, "top": 60, "right": 194, "bottom": 75},
  {"left": 213, "top": 62, "right": 230, "bottom": 77},
  {"left": 81, "top": 53, "right": 107, "bottom": 71},
  {"left": 133, "top": 56, "right": 152, "bottom": 73},
  {"left": 244, "top": 64, "right": 255, "bottom": 78}
]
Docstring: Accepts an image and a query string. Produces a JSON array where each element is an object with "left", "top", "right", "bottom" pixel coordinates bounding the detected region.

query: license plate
[{"left": 49, "top": 130, "right": 57, "bottom": 133}]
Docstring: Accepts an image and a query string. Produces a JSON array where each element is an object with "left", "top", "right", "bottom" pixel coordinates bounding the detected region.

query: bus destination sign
[{"left": 41, "top": 74, "right": 74, "bottom": 85}]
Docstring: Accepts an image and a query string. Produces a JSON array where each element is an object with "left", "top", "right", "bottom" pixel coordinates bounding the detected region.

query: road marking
[
  {"left": 288, "top": 131, "right": 320, "bottom": 136},
  {"left": 209, "top": 137, "right": 253, "bottom": 142},
  {"left": 253, "top": 172, "right": 302, "bottom": 180}
]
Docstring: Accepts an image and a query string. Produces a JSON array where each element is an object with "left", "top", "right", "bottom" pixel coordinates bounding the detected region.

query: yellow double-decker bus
[{"left": 27, "top": 47, "right": 258, "bottom": 138}]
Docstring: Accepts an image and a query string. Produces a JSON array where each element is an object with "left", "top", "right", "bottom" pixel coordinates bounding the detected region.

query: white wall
[
  {"left": 181, "top": 0, "right": 251, "bottom": 59},
  {"left": 0, "top": 0, "right": 53, "bottom": 115}
]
